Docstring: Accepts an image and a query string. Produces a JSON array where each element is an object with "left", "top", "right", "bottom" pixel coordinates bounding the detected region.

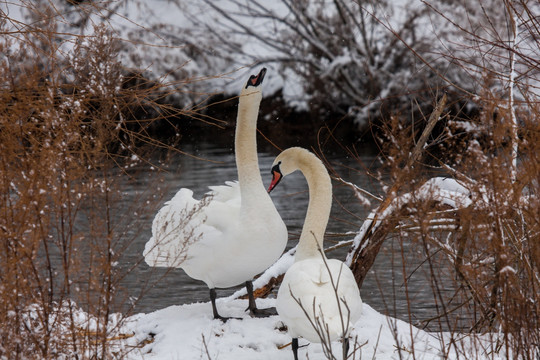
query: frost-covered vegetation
[
  {"left": 1, "top": 0, "right": 539, "bottom": 359},
  {"left": 0, "top": 3, "right": 183, "bottom": 358},
  {"left": 5, "top": 0, "right": 539, "bottom": 131}
]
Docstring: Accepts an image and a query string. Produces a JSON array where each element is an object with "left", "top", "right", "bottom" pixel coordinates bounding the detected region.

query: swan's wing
[
  {"left": 203, "top": 181, "right": 241, "bottom": 233},
  {"left": 143, "top": 185, "right": 241, "bottom": 268},
  {"left": 306, "top": 260, "right": 363, "bottom": 328},
  {"left": 277, "top": 265, "right": 322, "bottom": 341},
  {"left": 326, "top": 259, "right": 363, "bottom": 325},
  {"left": 277, "top": 259, "right": 362, "bottom": 342},
  {"left": 144, "top": 188, "right": 207, "bottom": 267},
  {"left": 207, "top": 180, "right": 240, "bottom": 203}
]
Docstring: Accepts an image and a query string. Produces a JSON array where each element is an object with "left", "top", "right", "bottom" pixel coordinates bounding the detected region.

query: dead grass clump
[
  {"left": 0, "top": 4, "right": 190, "bottom": 359},
  {"left": 347, "top": 92, "right": 538, "bottom": 358},
  {"left": 344, "top": 1, "right": 539, "bottom": 357}
]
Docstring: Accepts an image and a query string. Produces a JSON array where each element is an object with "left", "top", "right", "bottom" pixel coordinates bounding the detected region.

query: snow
[
  {"left": 227, "top": 246, "right": 296, "bottom": 300},
  {"left": 5, "top": 0, "right": 538, "bottom": 124},
  {"left": 2, "top": 2, "right": 531, "bottom": 358},
  {"left": 28, "top": 279, "right": 505, "bottom": 359},
  {"left": 118, "top": 298, "right": 506, "bottom": 359}
]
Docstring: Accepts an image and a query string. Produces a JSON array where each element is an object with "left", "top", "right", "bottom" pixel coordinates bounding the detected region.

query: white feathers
[
  {"left": 277, "top": 257, "right": 363, "bottom": 343},
  {"left": 143, "top": 185, "right": 237, "bottom": 269},
  {"left": 143, "top": 70, "right": 287, "bottom": 291},
  {"left": 273, "top": 148, "right": 362, "bottom": 344}
]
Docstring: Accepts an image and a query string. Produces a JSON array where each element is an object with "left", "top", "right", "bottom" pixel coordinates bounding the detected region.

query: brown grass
[
  {"left": 340, "top": 1, "right": 540, "bottom": 358},
  {"left": 0, "top": 3, "right": 196, "bottom": 359}
]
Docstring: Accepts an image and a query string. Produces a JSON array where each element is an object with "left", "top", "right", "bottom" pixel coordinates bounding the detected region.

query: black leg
[
  {"left": 343, "top": 337, "right": 350, "bottom": 360},
  {"left": 210, "top": 288, "right": 222, "bottom": 320},
  {"left": 246, "top": 280, "right": 277, "bottom": 317},
  {"left": 292, "top": 338, "right": 299, "bottom": 360},
  {"left": 210, "top": 288, "right": 241, "bottom": 322}
]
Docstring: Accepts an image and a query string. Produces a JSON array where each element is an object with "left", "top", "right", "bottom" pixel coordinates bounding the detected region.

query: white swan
[
  {"left": 144, "top": 68, "right": 288, "bottom": 320},
  {"left": 268, "top": 147, "right": 362, "bottom": 359}
]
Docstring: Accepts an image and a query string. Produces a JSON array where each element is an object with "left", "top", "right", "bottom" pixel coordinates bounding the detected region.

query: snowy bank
[{"left": 122, "top": 298, "right": 506, "bottom": 359}]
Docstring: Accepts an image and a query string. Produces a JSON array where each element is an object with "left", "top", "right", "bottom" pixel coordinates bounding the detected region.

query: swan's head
[
  {"left": 268, "top": 147, "right": 313, "bottom": 193},
  {"left": 240, "top": 68, "right": 266, "bottom": 98}
]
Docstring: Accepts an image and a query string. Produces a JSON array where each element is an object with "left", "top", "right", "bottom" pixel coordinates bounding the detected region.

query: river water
[{"left": 110, "top": 142, "right": 462, "bottom": 331}]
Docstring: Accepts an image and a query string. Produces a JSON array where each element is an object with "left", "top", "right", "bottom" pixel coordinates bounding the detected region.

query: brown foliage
[{"left": 0, "top": 5, "right": 189, "bottom": 359}]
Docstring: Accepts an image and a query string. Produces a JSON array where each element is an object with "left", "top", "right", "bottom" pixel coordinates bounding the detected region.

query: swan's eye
[
  {"left": 271, "top": 162, "right": 281, "bottom": 174},
  {"left": 272, "top": 161, "right": 282, "bottom": 171}
]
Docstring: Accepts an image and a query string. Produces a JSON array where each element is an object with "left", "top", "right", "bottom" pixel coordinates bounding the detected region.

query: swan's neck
[
  {"left": 235, "top": 93, "right": 265, "bottom": 201},
  {"left": 296, "top": 163, "right": 332, "bottom": 262}
]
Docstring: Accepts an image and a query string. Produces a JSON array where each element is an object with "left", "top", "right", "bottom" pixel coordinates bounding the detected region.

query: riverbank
[{"left": 104, "top": 298, "right": 508, "bottom": 359}]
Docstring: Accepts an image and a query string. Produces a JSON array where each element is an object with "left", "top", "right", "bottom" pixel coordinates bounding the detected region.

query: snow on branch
[
  {"left": 228, "top": 246, "right": 297, "bottom": 300},
  {"left": 345, "top": 176, "right": 472, "bottom": 266}
]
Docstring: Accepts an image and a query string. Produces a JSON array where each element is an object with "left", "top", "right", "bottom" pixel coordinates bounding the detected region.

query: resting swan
[
  {"left": 144, "top": 68, "right": 288, "bottom": 320},
  {"left": 268, "top": 147, "right": 362, "bottom": 360}
]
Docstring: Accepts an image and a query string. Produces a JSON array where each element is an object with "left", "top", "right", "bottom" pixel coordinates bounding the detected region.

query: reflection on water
[{"left": 110, "top": 143, "right": 464, "bottom": 331}]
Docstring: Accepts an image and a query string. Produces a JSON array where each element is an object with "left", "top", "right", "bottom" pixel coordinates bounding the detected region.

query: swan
[
  {"left": 268, "top": 147, "right": 362, "bottom": 360},
  {"left": 144, "top": 68, "right": 288, "bottom": 321}
]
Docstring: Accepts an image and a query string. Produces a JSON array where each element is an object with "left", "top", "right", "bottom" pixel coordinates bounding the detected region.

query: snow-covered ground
[
  {"left": 118, "top": 297, "right": 504, "bottom": 360},
  {"left": 113, "top": 177, "right": 503, "bottom": 359}
]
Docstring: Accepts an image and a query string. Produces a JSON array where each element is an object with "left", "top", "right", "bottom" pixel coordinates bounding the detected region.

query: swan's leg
[
  {"left": 343, "top": 337, "right": 350, "bottom": 360},
  {"left": 210, "top": 288, "right": 222, "bottom": 320},
  {"left": 210, "top": 288, "right": 241, "bottom": 322},
  {"left": 245, "top": 280, "right": 277, "bottom": 317},
  {"left": 292, "top": 338, "right": 299, "bottom": 360}
]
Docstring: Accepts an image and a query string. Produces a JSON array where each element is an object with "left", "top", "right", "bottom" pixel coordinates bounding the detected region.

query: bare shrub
[
  {"left": 0, "top": 3, "right": 195, "bottom": 358},
  {"left": 343, "top": 1, "right": 539, "bottom": 358},
  {"left": 343, "top": 95, "right": 538, "bottom": 358},
  {"left": 191, "top": 0, "right": 452, "bottom": 127}
]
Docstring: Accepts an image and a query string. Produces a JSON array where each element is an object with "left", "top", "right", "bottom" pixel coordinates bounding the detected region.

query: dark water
[{"left": 110, "top": 143, "right": 464, "bottom": 331}]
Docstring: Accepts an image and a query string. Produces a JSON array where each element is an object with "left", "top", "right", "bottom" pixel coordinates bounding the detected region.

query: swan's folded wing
[
  {"left": 278, "top": 262, "right": 328, "bottom": 318},
  {"left": 144, "top": 184, "right": 241, "bottom": 268},
  {"left": 204, "top": 181, "right": 241, "bottom": 233},
  {"left": 277, "top": 277, "right": 320, "bottom": 340},
  {"left": 203, "top": 198, "right": 240, "bottom": 235},
  {"left": 325, "top": 259, "right": 363, "bottom": 325},
  {"left": 144, "top": 188, "right": 212, "bottom": 267},
  {"left": 207, "top": 180, "right": 240, "bottom": 203},
  {"left": 277, "top": 265, "right": 343, "bottom": 342},
  {"left": 277, "top": 260, "right": 363, "bottom": 341}
]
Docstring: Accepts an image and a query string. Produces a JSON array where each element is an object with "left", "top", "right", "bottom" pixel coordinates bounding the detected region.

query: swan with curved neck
[
  {"left": 268, "top": 147, "right": 362, "bottom": 360},
  {"left": 144, "top": 68, "right": 287, "bottom": 321}
]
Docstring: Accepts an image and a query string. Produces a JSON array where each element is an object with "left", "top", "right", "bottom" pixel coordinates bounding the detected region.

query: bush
[
  {"left": 345, "top": 2, "right": 540, "bottom": 358},
  {"left": 0, "top": 3, "right": 187, "bottom": 358}
]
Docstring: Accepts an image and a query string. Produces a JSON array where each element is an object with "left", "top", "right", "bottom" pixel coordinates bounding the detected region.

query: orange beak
[{"left": 268, "top": 169, "right": 282, "bottom": 193}]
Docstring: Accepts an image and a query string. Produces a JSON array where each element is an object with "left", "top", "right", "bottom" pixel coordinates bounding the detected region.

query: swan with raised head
[
  {"left": 144, "top": 68, "right": 288, "bottom": 321},
  {"left": 268, "top": 147, "right": 362, "bottom": 360}
]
